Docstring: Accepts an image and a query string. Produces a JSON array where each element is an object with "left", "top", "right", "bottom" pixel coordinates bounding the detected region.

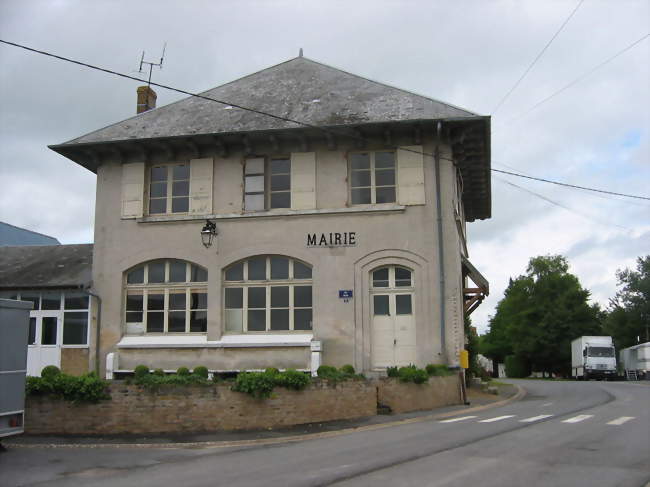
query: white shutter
[
  {"left": 290, "top": 152, "right": 316, "bottom": 210},
  {"left": 397, "top": 145, "right": 425, "bottom": 205},
  {"left": 189, "top": 158, "right": 213, "bottom": 215},
  {"left": 121, "top": 162, "right": 145, "bottom": 219}
]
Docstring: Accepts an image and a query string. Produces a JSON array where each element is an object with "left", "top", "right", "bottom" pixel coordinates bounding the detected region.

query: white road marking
[
  {"left": 478, "top": 415, "right": 515, "bottom": 423},
  {"left": 562, "top": 415, "right": 593, "bottom": 423},
  {"left": 519, "top": 414, "right": 553, "bottom": 423},
  {"left": 607, "top": 416, "right": 635, "bottom": 425},
  {"left": 541, "top": 402, "right": 553, "bottom": 407},
  {"left": 439, "top": 416, "right": 478, "bottom": 423}
]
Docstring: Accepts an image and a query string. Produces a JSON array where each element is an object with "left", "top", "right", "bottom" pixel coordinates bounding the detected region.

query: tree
[
  {"left": 481, "top": 255, "right": 601, "bottom": 377},
  {"left": 604, "top": 256, "right": 650, "bottom": 350}
]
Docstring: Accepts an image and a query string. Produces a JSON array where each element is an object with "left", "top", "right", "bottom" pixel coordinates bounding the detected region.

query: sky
[{"left": 0, "top": 0, "right": 648, "bottom": 333}]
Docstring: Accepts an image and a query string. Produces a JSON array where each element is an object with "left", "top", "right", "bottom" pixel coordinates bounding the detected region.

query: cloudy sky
[{"left": 1, "top": 0, "right": 648, "bottom": 333}]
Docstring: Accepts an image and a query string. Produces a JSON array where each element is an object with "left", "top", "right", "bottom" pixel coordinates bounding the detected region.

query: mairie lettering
[{"left": 307, "top": 232, "right": 356, "bottom": 247}]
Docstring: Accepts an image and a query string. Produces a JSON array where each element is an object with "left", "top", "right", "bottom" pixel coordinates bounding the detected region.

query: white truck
[
  {"left": 571, "top": 336, "right": 617, "bottom": 380},
  {"left": 619, "top": 342, "right": 650, "bottom": 380}
]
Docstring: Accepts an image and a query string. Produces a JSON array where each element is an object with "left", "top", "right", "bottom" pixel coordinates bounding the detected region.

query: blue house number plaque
[{"left": 339, "top": 290, "right": 353, "bottom": 302}]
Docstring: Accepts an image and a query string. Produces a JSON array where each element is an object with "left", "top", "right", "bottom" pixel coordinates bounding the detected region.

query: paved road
[{"left": 2, "top": 380, "right": 648, "bottom": 487}]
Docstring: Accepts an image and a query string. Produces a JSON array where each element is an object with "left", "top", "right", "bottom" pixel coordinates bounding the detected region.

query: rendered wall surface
[{"left": 91, "top": 133, "right": 466, "bottom": 374}]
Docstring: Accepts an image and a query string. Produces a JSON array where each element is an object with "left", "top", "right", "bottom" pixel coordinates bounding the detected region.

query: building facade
[{"left": 49, "top": 56, "right": 490, "bottom": 376}]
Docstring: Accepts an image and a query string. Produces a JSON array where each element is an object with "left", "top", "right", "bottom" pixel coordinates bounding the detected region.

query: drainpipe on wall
[
  {"left": 434, "top": 121, "right": 447, "bottom": 363},
  {"left": 85, "top": 288, "right": 102, "bottom": 376}
]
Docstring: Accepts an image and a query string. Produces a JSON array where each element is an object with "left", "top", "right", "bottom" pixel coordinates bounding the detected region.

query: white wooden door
[
  {"left": 371, "top": 292, "right": 416, "bottom": 368},
  {"left": 26, "top": 313, "right": 61, "bottom": 376}
]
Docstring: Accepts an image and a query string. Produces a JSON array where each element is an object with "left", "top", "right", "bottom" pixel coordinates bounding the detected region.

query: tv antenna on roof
[{"left": 138, "top": 42, "right": 166, "bottom": 86}]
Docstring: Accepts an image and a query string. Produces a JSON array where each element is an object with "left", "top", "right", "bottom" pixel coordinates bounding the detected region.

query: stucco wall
[
  {"left": 60, "top": 348, "right": 90, "bottom": 376},
  {"left": 92, "top": 132, "right": 466, "bottom": 375}
]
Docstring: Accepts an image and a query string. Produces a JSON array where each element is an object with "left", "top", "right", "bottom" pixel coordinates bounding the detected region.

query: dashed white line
[
  {"left": 607, "top": 416, "right": 635, "bottom": 425},
  {"left": 519, "top": 414, "right": 554, "bottom": 423},
  {"left": 541, "top": 402, "right": 553, "bottom": 407},
  {"left": 439, "top": 416, "right": 478, "bottom": 423},
  {"left": 562, "top": 415, "right": 593, "bottom": 423},
  {"left": 478, "top": 415, "right": 515, "bottom": 423}
]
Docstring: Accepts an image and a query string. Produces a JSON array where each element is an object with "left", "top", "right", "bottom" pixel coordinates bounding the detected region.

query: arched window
[
  {"left": 124, "top": 259, "right": 208, "bottom": 334},
  {"left": 223, "top": 256, "right": 312, "bottom": 333}
]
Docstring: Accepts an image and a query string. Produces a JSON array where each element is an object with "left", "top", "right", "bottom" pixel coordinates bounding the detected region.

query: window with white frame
[
  {"left": 148, "top": 163, "right": 190, "bottom": 214},
  {"left": 124, "top": 260, "right": 208, "bottom": 333},
  {"left": 223, "top": 256, "right": 312, "bottom": 332},
  {"left": 349, "top": 151, "right": 396, "bottom": 205},
  {"left": 244, "top": 157, "right": 291, "bottom": 210},
  {"left": 0, "top": 290, "right": 90, "bottom": 345}
]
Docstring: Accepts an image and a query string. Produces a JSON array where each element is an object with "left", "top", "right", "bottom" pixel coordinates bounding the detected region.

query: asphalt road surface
[{"left": 2, "top": 379, "right": 649, "bottom": 487}]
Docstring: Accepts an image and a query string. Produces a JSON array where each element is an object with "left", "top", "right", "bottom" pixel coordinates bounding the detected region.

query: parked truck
[
  {"left": 0, "top": 298, "right": 32, "bottom": 443},
  {"left": 619, "top": 342, "right": 650, "bottom": 380},
  {"left": 571, "top": 336, "right": 617, "bottom": 380}
]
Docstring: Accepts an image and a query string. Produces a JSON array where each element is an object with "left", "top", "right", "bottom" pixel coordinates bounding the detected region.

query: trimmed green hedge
[
  {"left": 232, "top": 369, "right": 311, "bottom": 398},
  {"left": 26, "top": 371, "right": 109, "bottom": 403}
]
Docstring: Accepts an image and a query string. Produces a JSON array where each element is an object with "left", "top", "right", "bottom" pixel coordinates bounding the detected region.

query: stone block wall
[
  {"left": 24, "top": 375, "right": 461, "bottom": 435},
  {"left": 377, "top": 375, "right": 461, "bottom": 414}
]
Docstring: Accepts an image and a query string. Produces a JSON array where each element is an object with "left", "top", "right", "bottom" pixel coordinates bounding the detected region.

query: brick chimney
[{"left": 136, "top": 86, "right": 157, "bottom": 114}]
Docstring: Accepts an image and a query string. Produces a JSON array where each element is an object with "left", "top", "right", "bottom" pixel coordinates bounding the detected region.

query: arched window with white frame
[
  {"left": 124, "top": 259, "right": 208, "bottom": 334},
  {"left": 223, "top": 255, "right": 312, "bottom": 333}
]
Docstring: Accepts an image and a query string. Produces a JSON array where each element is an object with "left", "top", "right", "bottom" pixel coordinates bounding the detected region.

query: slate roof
[
  {"left": 0, "top": 222, "right": 60, "bottom": 246},
  {"left": 53, "top": 56, "right": 481, "bottom": 146},
  {"left": 0, "top": 244, "right": 93, "bottom": 290}
]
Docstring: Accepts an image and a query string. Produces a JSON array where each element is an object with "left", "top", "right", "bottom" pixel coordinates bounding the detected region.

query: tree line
[{"left": 479, "top": 254, "right": 649, "bottom": 377}]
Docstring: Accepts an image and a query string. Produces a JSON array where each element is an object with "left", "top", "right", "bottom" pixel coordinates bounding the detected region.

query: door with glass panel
[
  {"left": 370, "top": 266, "right": 416, "bottom": 368},
  {"left": 27, "top": 314, "right": 61, "bottom": 376}
]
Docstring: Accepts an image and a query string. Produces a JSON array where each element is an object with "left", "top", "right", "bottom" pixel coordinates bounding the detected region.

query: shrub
[
  {"left": 317, "top": 365, "right": 339, "bottom": 379},
  {"left": 152, "top": 368, "right": 165, "bottom": 377},
  {"left": 397, "top": 365, "right": 429, "bottom": 384},
  {"left": 340, "top": 364, "right": 355, "bottom": 375},
  {"left": 176, "top": 367, "right": 190, "bottom": 376},
  {"left": 134, "top": 365, "right": 150, "bottom": 378},
  {"left": 193, "top": 366, "right": 209, "bottom": 379},
  {"left": 41, "top": 365, "right": 61, "bottom": 381},
  {"left": 425, "top": 364, "right": 454, "bottom": 377},
  {"left": 275, "top": 369, "right": 310, "bottom": 391},
  {"left": 505, "top": 355, "right": 531, "bottom": 378},
  {"left": 134, "top": 371, "right": 210, "bottom": 391},
  {"left": 26, "top": 371, "right": 109, "bottom": 403},
  {"left": 386, "top": 366, "right": 399, "bottom": 378},
  {"left": 264, "top": 367, "right": 280, "bottom": 376},
  {"left": 231, "top": 371, "right": 276, "bottom": 399}
]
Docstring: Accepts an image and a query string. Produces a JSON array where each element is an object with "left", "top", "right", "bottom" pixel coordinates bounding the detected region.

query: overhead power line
[
  {"left": 492, "top": 0, "right": 584, "bottom": 114},
  {"left": 493, "top": 168, "right": 650, "bottom": 201},
  {"left": 496, "top": 33, "right": 650, "bottom": 127},
  {"left": 1, "top": 39, "right": 649, "bottom": 203}
]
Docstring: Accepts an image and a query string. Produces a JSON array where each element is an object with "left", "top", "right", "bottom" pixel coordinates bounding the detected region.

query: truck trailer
[
  {"left": 571, "top": 336, "right": 617, "bottom": 380},
  {"left": 619, "top": 342, "right": 650, "bottom": 380},
  {"left": 0, "top": 298, "right": 31, "bottom": 442}
]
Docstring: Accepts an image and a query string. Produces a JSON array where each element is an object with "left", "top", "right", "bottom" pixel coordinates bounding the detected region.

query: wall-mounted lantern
[{"left": 200, "top": 220, "right": 218, "bottom": 248}]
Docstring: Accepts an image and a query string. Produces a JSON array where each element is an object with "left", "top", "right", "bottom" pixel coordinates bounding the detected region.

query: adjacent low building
[
  {"left": 48, "top": 55, "right": 491, "bottom": 377},
  {"left": 0, "top": 244, "right": 96, "bottom": 376}
]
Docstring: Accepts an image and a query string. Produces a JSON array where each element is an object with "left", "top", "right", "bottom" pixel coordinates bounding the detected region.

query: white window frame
[
  {"left": 244, "top": 157, "right": 292, "bottom": 211},
  {"left": 223, "top": 256, "right": 312, "bottom": 333},
  {"left": 0, "top": 290, "right": 91, "bottom": 347},
  {"left": 147, "top": 162, "right": 190, "bottom": 215},
  {"left": 349, "top": 150, "right": 397, "bottom": 205},
  {"left": 124, "top": 260, "right": 208, "bottom": 334}
]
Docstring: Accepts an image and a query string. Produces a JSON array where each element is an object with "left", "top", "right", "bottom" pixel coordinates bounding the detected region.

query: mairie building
[{"left": 43, "top": 55, "right": 490, "bottom": 377}]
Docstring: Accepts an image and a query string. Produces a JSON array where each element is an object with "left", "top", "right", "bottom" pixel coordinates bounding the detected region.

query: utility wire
[
  {"left": 495, "top": 33, "right": 649, "bottom": 127},
  {"left": 493, "top": 168, "right": 650, "bottom": 201},
  {"left": 2, "top": 39, "right": 649, "bottom": 203},
  {"left": 492, "top": 0, "right": 584, "bottom": 114},
  {"left": 495, "top": 176, "right": 630, "bottom": 231}
]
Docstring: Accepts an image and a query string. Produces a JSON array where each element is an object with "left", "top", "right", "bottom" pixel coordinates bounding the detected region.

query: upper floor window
[
  {"left": 223, "top": 256, "right": 312, "bottom": 333},
  {"left": 149, "top": 163, "right": 190, "bottom": 214},
  {"left": 244, "top": 157, "right": 291, "bottom": 211},
  {"left": 350, "top": 151, "right": 396, "bottom": 205},
  {"left": 124, "top": 259, "right": 208, "bottom": 334}
]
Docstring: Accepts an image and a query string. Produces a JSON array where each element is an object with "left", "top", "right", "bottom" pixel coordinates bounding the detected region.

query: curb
[{"left": 6, "top": 385, "right": 526, "bottom": 450}]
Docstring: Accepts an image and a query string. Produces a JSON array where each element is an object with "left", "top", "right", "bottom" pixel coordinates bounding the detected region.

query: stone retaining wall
[{"left": 24, "top": 375, "right": 461, "bottom": 435}]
